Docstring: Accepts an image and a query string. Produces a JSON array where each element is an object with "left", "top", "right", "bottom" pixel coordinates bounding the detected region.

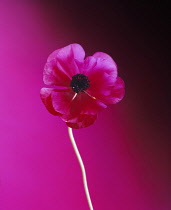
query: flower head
[{"left": 40, "top": 43, "right": 125, "bottom": 129}]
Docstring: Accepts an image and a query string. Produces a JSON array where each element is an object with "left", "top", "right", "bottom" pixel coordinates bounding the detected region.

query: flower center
[{"left": 70, "top": 74, "right": 90, "bottom": 93}]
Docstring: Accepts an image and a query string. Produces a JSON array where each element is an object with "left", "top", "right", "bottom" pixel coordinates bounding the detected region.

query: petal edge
[
  {"left": 40, "top": 88, "right": 62, "bottom": 116},
  {"left": 65, "top": 114, "right": 97, "bottom": 129}
]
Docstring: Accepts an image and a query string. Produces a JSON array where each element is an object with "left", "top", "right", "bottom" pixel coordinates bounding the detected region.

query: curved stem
[{"left": 68, "top": 127, "right": 94, "bottom": 210}]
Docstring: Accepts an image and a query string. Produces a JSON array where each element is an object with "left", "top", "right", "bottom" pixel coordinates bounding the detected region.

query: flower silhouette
[{"left": 40, "top": 43, "right": 125, "bottom": 128}]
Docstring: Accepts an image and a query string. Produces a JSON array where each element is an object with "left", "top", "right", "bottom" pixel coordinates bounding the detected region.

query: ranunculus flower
[{"left": 40, "top": 43, "right": 125, "bottom": 129}]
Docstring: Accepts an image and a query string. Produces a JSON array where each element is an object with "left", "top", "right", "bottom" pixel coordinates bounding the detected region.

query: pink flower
[{"left": 40, "top": 43, "right": 125, "bottom": 129}]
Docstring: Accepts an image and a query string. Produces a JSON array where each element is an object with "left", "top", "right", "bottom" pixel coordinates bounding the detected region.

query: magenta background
[{"left": 0, "top": 1, "right": 170, "bottom": 210}]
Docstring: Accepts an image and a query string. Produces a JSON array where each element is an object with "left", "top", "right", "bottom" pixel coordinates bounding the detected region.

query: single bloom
[{"left": 40, "top": 43, "right": 125, "bottom": 129}]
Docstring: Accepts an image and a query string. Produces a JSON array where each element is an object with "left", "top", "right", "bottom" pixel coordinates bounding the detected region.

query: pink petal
[
  {"left": 47, "top": 48, "right": 61, "bottom": 62},
  {"left": 78, "top": 53, "right": 118, "bottom": 101},
  {"left": 78, "top": 56, "right": 97, "bottom": 75},
  {"left": 89, "top": 52, "right": 118, "bottom": 79},
  {"left": 50, "top": 89, "right": 103, "bottom": 128},
  {"left": 57, "top": 43, "right": 85, "bottom": 62},
  {"left": 79, "top": 53, "right": 124, "bottom": 106},
  {"left": 40, "top": 88, "right": 63, "bottom": 116},
  {"left": 43, "top": 43, "right": 85, "bottom": 86},
  {"left": 47, "top": 44, "right": 85, "bottom": 63},
  {"left": 66, "top": 114, "right": 97, "bottom": 129},
  {"left": 109, "top": 77, "right": 125, "bottom": 104},
  {"left": 87, "top": 70, "right": 116, "bottom": 96},
  {"left": 51, "top": 90, "right": 106, "bottom": 119},
  {"left": 96, "top": 77, "right": 125, "bottom": 104},
  {"left": 55, "top": 43, "right": 85, "bottom": 76},
  {"left": 73, "top": 92, "right": 107, "bottom": 115},
  {"left": 43, "top": 59, "right": 71, "bottom": 86},
  {"left": 51, "top": 89, "right": 76, "bottom": 116},
  {"left": 56, "top": 55, "right": 80, "bottom": 78}
]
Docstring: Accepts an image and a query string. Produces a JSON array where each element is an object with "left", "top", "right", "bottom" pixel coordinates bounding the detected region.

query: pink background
[{"left": 0, "top": 1, "right": 169, "bottom": 210}]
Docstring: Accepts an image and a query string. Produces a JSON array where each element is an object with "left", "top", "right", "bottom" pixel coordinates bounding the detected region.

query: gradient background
[{"left": 0, "top": 1, "right": 170, "bottom": 210}]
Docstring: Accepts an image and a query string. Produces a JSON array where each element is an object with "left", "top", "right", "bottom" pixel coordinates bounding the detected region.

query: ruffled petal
[
  {"left": 43, "top": 59, "right": 71, "bottom": 86},
  {"left": 51, "top": 89, "right": 76, "bottom": 116},
  {"left": 47, "top": 48, "right": 61, "bottom": 62},
  {"left": 66, "top": 114, "right": 97, "bottom": 129},
  {"left": 40, "top": 88, "right": 99, "bottom": 128},
  {"left": 43, "top": 43, "right": 85, "bottom": 86},
  {"left": 55, "top": 43, "right": 85, "bottom": 76},
  {"left": 78, "top": 53, "right": 118, "bottom": 102},
  {"left": 87, "top": 69, "right": 115, "bottom": 97},
  {"left": 88, "top": 52, "right": 117, "bottom": 79},
  {"left": 56, "top": 55, "right": 79, "bottom": 79},
  {"left": 79, "top": 56, "right": 97, "bottom": 75},
  {"left": 51, "top": 90, "right": 106, "bottom": 119},
  {"left": 108, "top": 77, "right": 125, "bottom": 104},
  {"left": 40, "top": 88, "right": 63, "bottom": 116},
  {"left": 95, "top": 77, "right": 125, "bottom": 104},
  {"left": 57, "top": 43, "right": 85, "bottom": 62},
  {"left": 69, "top": 92, "right": 107, "bottom": 116},
  {"left": 47, "top": 44, "right": 85, "bottom": 63},
  {"left": 49, "top": 89, "right": 102, "bottom": 128}
]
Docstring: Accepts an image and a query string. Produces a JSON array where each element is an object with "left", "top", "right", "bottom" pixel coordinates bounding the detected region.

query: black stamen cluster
[{"left": 70, "top": 74, "right": 90, "bottom": 93}]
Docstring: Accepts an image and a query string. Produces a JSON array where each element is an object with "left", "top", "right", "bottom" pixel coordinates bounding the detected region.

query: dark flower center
[{"left": 70, "top": 74, "right": 90, "bottom": 93}]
